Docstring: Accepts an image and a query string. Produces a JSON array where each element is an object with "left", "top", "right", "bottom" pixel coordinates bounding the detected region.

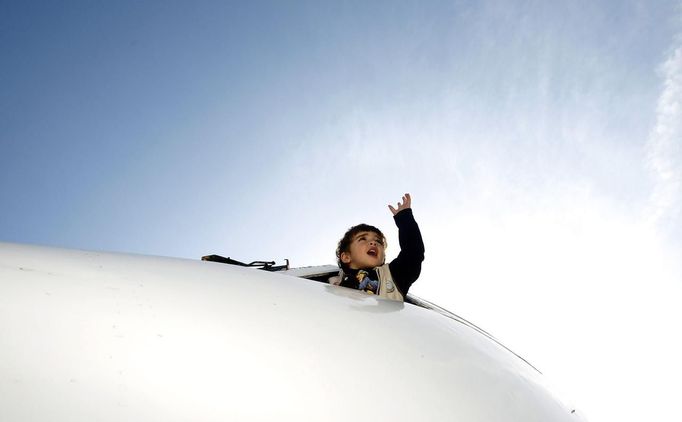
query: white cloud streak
[{"left": 646, "top": 35, "right": 682, "bottom": 239}]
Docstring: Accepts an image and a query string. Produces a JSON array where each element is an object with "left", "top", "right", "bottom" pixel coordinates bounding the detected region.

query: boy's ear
[{"left": 340, "top": 252, "right": 351, "bottom": 264}]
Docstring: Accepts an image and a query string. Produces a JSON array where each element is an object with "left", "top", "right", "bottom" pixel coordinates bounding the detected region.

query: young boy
[{"left": 334, "top": 193, "right": 425, "bottom": 301}]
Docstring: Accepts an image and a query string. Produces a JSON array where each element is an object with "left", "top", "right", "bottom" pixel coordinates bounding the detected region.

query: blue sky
[{"left": 2, "top": 1, "right": 682, "bottom": 420}]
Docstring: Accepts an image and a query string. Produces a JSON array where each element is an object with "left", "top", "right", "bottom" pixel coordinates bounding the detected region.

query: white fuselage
[{"left": 0, "top": 242, "right": 584, "bottom": 421}]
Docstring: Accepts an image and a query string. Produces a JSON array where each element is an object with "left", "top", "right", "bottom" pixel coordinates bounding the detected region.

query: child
[{"left": 334, "top": 193, "right": 425, "bottom": 301}]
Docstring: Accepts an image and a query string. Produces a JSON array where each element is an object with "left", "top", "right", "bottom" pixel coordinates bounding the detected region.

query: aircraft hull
[{"left": 0, "top": 242, "right": 584, "bottom": 421}]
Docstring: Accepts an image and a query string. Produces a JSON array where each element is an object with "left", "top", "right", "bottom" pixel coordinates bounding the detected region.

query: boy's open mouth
[{"left": 367, "top": 247, "right": 378, "bottom": 257}]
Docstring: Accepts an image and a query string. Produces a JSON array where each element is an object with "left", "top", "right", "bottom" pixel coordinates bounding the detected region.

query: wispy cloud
[{"left": 646, "top": 35, "right": 682, "bottom": 238}]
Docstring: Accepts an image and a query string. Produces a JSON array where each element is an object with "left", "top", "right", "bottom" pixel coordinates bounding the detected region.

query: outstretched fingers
[
  {"left": 402, "top": 193, "right": 411, "bottom": 208},
  {"left": 388, "top": 193, "right": 412, "bottom": 215}
]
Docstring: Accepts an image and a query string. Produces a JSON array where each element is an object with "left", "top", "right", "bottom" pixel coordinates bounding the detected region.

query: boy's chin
[{"left": 362, "top": 259, "right": 383, "bottom": 268}]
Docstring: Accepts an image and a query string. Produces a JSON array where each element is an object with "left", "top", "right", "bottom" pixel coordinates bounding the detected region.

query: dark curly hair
[{"left": 336, "top": 223, "right": 386, "bottom": 271}]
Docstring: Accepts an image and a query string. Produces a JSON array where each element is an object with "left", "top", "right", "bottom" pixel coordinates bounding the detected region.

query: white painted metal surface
[{"left": 0, "top": 242, "right": 586, "bottom": 421}]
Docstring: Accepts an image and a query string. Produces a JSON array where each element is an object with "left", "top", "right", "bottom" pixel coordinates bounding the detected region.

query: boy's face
[{"left": 340, "top": 231, "right": 386, "bottom": 270}]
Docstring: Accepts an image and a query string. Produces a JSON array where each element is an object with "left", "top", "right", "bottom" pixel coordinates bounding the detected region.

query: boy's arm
[{"left": 388, "top": 194, "right": 425, "bottom": 296}]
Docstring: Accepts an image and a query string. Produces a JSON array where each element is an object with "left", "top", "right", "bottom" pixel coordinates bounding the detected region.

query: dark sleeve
[{"left": 388, "top": 208, "right": 425, "bottom": 296}]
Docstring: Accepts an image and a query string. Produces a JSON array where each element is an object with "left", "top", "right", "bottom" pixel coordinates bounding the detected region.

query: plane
[{"left": 0, "top": 241, "right": 587, "bottom": 421}]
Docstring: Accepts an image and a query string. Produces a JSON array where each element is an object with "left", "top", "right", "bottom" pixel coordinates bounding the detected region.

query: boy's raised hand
[{"left": 388, "top": 193, "right": 412, "bottom": 215}]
